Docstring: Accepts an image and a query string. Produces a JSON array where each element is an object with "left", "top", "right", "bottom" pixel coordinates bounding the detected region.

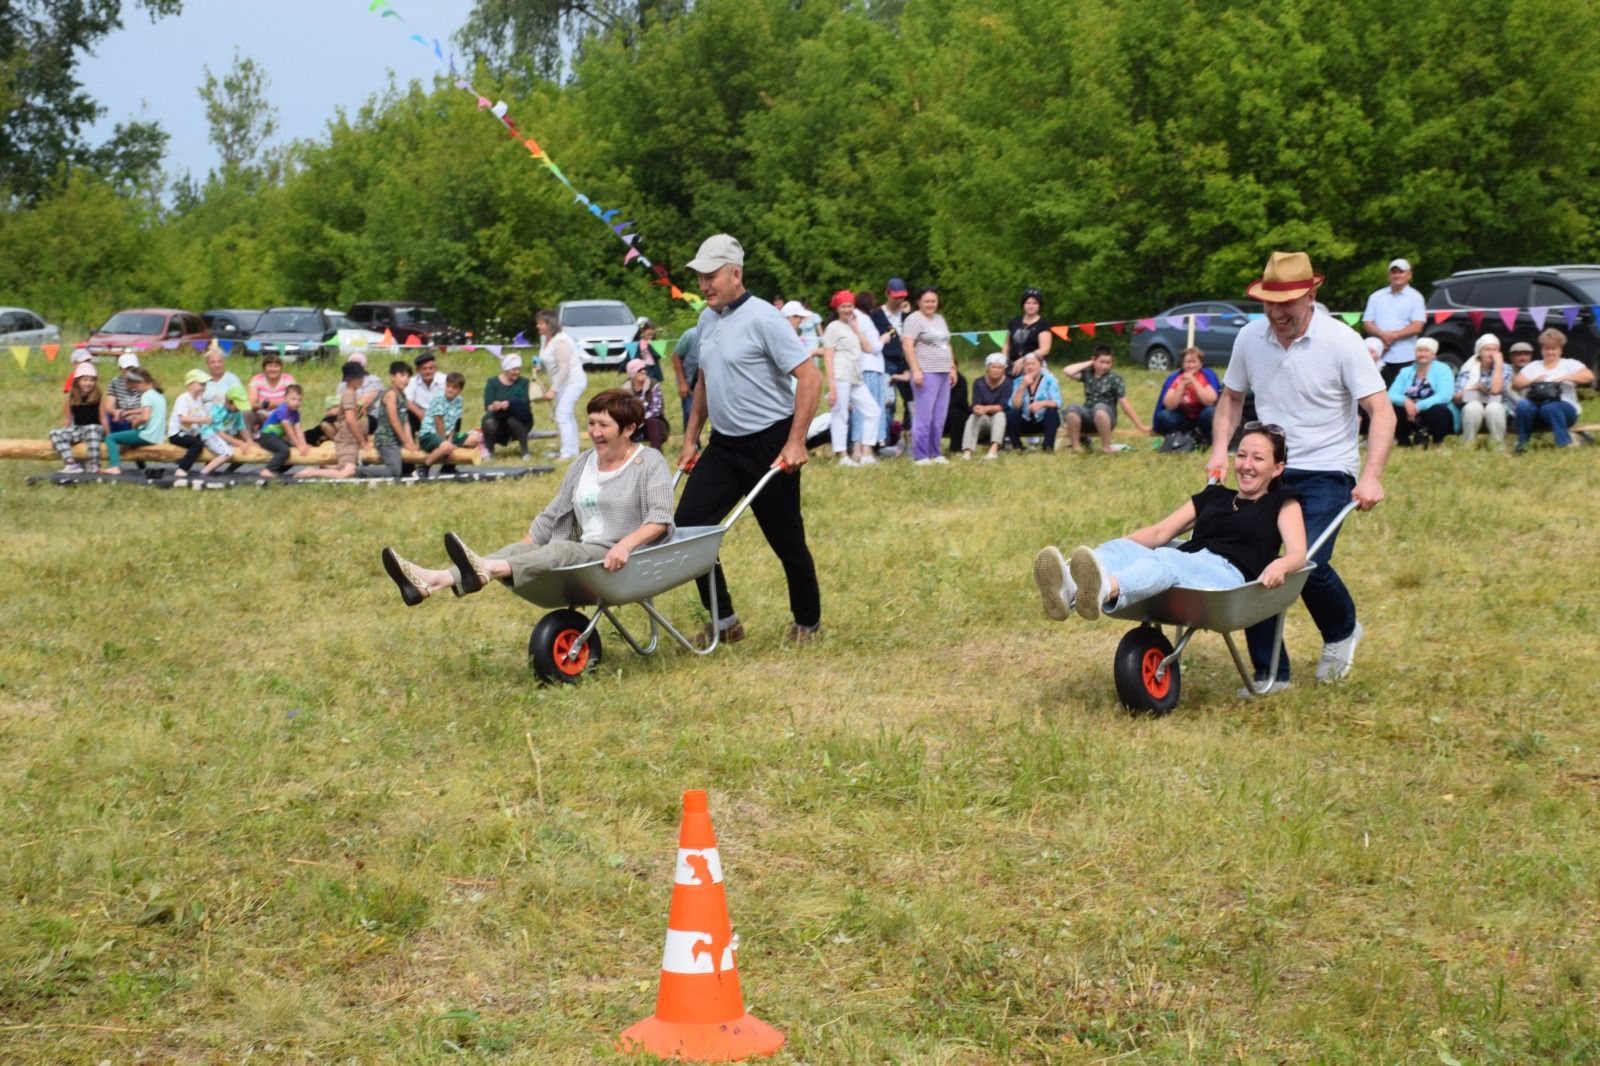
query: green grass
[{"left": 2, "top": 353, "right": 1598, "bottom": 1062}]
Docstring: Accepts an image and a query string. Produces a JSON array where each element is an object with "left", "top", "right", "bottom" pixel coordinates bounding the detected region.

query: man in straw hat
[
  {"left": 677, "top": 233, "right": 824, "bottom": 646},
  {"left": 1207, "top": 251, "right": 1395, "bottom": 691}
]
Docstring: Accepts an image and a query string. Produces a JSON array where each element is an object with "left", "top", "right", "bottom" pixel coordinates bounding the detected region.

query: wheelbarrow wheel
[
  {"left": 1114, "top": 626, "right": 1180, "bottom": 716},
  {"left": 529, "top": 609, "right": 602, "bottom": 683}
]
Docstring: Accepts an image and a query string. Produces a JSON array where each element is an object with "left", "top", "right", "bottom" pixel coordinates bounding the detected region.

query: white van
[{"left": 558, "top": 300, "right": 638, "bottom": 368}]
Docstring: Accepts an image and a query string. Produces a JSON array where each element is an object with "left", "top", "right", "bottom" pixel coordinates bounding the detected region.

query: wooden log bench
[{"left": 0, "top": 439, "right": 481, "bottom": 466}]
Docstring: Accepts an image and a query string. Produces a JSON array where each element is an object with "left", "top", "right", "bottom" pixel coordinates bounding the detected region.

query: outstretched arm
[{"left": 1124, "top": 500, "right": 1198, "bottom": 549}]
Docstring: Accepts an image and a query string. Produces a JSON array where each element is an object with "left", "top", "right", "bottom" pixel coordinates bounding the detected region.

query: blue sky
[{"left": 81, "top": 0, "right": 478, "bottom": 179}]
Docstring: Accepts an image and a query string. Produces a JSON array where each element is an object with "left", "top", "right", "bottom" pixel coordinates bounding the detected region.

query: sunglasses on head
[{"left": 1242, "top": 420, "right": 1285, "bottom": 438}]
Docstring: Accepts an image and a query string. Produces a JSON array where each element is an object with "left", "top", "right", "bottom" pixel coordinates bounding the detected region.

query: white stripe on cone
[
  {"left": 674, "top": 847, "right": 724, "bottom": 886},
  {"left": 659, "top": 927, "right": 739, "bottom": 975}
]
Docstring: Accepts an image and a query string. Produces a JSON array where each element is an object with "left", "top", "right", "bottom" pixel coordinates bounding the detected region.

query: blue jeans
[
  {"left": 850, "top": 370, "right": 888, "bottom": 446},
  {"left": 1093, "top": 539, "right": 1244, "bottom": 611},
  {"left": 1153, "top": 405, "right": 1215, "bottom": 441},
  {"left": 1245, "top": 469, "right": 1357, "bottom": 682},
  {"left": 1514, "top": 399, "right": 1579, "bottom": 446}
]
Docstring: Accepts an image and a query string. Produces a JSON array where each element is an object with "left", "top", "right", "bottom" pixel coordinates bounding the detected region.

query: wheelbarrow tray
[
  {"left": 510, "top": 525, "right": 725, "bottom": 609},
  {"left": 1104, "top": 566, "right": 1313, "bottom": 633}
]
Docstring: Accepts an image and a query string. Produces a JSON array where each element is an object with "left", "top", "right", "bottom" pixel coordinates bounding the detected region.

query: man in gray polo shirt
[
  {"left": 676, "top": 233, "right": 824, "bottom": 646},
  {"left": 1362, "top": 257, "right": 1427, "bottom": 386},
  {"left": 1208, "top": 250, "right": 1394, "bottom": 691}
]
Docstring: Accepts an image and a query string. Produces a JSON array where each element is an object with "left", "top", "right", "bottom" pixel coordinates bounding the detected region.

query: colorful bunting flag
[
  {"left": 1191, "top": 316, "right": 1208, "bottom": 333},
  {"left": 381, "top": 328, "right": 396, "bottom": 347},
  {"left": 1497, "top": 308, "right": 1518, "bottom": 331},
  {"left": 246, "top": 339, "right": 262, "bottom": 352},
  {"left": 403, "top": 334, "right": 423, "bottom": 347},
  {"left": 486, "top": 344, "right": 502, "bottom": 357},
  {"left": 42, "top": 343, "right": 59, "bottom": 362},
  {"left": 1165, "top": 315, "right": 1187, "bottom": 330},
  {"left": 651, "top": 340, "right": 668, "bottom": 358},
  {"left": 1051, "top": 325, "right": 1071, "bottom": 341},
  {"left": 1110, "top": 322, "right": 1124, "bottom": 336},
  {"left": 623, "top": 342, "right": 637, "bottom": 357},
  {"left": 1432, "top": 310, "right": 1453, "bottom": 324},
  {"left": 959, "top": 332, "right": 979, "bottom": 345},
  {"left": 511, "top": 331, "right": 529, "bottom": 347},
  {"left": 1136, "top": 318, "right": 1156, "bottom": 333},
  {"left": 219, "top": 339, "right": 235, "bottom": 354},
  {"left": 1339, "top": 312, "right": 1361, "bottom": 328},
  {"left": 986, "top": 330, "right": 1006, "bottom": 347},
  {"left": 10, "top": 345, "right": 26, "bottom": 369},
  {"left": 1529, "top": 307, "right": 1548, "bottom": 330},
  {"left": 1563, "top": 307, "right": 1579, "bottom": 330},
  {"left": 1469, "top": 310, "right": 1485, "bottom": 331},
  {"left": 1078, "top": 322, "right": 1098, "bottom": 338},
  {"left": 595, "top": 343, "right": 609, "bottom": 358},
  {"left": 162, "top": 339, "right": 180, "bottom": 350}
]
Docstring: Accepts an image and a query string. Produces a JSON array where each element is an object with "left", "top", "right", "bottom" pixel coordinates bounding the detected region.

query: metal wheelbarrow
[
  {"left": 511, "top": 462, "right": 786, "bottom": 683},
  {"left": 1103, "top": 502, "right": 1359, "bottom": 714}
]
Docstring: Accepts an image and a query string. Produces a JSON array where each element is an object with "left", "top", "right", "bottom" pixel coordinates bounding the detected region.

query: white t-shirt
[
  {"left": 1519, "top": 357, "right": 1586, "bottom": 411},
  {"left": 854, "top": 309, "right": 884, "bottom": 374},
  {"left": 201, "top": 371, "right": 243, "bottom": 406},
  {"left": 169, "top": 391, "right": 210, "bottom": 436},
  {"left": 822, "top": 319, "right": 863, "bottom": 385},
  {"left": 575, "top": 447, "right": 636, "bottom": 545},
  {"left": 1224, "top": 313, "right": 1386, "bottom": 477},
  {"left": 405, "top": 371, "right": 447, "bottom": 412},
  {"left": 1361, "top": 285, "right": 1426, "bottom": 366}
]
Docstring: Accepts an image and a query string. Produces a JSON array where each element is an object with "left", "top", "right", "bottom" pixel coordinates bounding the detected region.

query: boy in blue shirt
[{"left": 419, "top": 371, "right": 482, "bottom": 473}]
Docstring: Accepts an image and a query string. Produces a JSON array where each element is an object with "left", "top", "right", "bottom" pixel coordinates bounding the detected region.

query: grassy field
[{"left": 1, "top": 352, "right": 1597, "bottom": 1063}]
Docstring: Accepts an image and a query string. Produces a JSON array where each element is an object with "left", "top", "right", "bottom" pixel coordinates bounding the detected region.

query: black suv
[
  {"left": 1422, "top": 266, "right": 1600, "bottom": 371},
  {"left": 345, "top": 301, "right": 469, "bottom": 345}
]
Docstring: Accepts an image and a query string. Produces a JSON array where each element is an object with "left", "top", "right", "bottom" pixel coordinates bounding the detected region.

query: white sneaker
[
  {"left": 1236, "top": 680, "right": 1292, "bottom": 698},
  {"left": 1316, "top": 622, "right": 1363, "bottom": 682},
  {"left": 837, "top": 456, "right": 858, "bottom": 467},
  {"left": 1033, "top": 546, "right": 1075, "bottom": 621},
  {"left": 1067, "top": 546, "right": 1109, "bottom": 620},
  {"left": 856, "top": 454, "right": 877, "bottom": 465},
  {"left": 913, "top": 458, "right": 933, "bottom": 466},
  {"left": 931, "top": 455, "right": 949, "bottom": 464},
  {"left": 960, "top": 451, "right": 973, "bottom": 461},
  {"left": 983, "top": 451, "right": 999, "bottom": 461}
]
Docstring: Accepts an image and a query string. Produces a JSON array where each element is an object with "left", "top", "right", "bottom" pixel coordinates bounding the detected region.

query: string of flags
[
  {"left": 363, "top": 0, "right": 708, "bottom": 313},
  {"left": 8, "top": 302, "right": 1596, "bottom": 371}
]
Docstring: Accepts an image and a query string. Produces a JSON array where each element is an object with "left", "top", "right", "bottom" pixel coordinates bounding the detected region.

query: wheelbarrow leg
[
  {"left": 562, "top": 607, "right": 605, "bottom": 665},
  {"left": 1155, "top": 625, "right": 1199, "bottom": 682},
  {"left": 1222, "top": 611, "right": 1288, "bottom": 694},
  {"left": 601, "top": 603, "right": 659, "bottom": 655}
]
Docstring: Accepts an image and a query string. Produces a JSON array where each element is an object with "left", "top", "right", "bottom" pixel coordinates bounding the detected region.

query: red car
[{"left": 84, "top": 308, "right": 212, "bottom": 357}]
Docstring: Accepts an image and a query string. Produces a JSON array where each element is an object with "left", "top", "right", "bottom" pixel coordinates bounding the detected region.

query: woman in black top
[
  {"left": 50, "top": 363, "right": 106, "bottom": 474},
  {"left": 1002, "top": 287, "right": 1053, "bottom": 377},
  {"left": 1033, "top": 424, "right": 1306, "bottom": 621}
]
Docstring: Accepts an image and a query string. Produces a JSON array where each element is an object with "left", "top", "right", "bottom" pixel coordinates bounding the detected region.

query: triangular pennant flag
[
  {"left": 10, "top": 345, "right": 27, "bottom": 369},
  {"left": 1111, "top": 322, "right": 1125, "bottom": 336},
  {"left": 686, "top": 295, "right": 707, "bottom": 310},
  {"left": 638, "top": 257, "right": 652, "bottom": 269},
  {"left": 42, "top": 343, "right": 60, "bottom": 362},
  {"left": 1432, "top": 310, "right": 1453, "bottom": 324},
  {"left": 1497, "top": 308, "right": 1518, "bottom": 331},
  {"left": 653, "top": 264, "right": 669, "bottom": 278},
  {"left": 1529, "top": 306, "right": 1548, "bottom": 330},
  {"left": 623, "top": 342, "right": 637, "bottom": 357},
  {"left": 409, "top": 33, "right": 426, "bottom": 45},
  {"left": 1591, "top": 305, "right": 1600, "bottom": 324},
  {"left": 162, "top": 339, "right": 181, "bottom": 350},
  {"left": 380, "top": 328, "right": 396, "bottom": 346},
  {"left": 381, "top": 8, "right": 399, "bottom": 17},
  {"left": 191, "top": 340, "right": 208, "bottom": 352},
  {"left": 367, "top": 0, "right": 386, "bottom": 10},
  {"left": 1136, "top": 318, "right": 1157, "bottom": 333},
  {"left": 219, "top": 339, "right": 235, "bottom": 354},
  {"left": 245, "top": 339, "right": 262, "bottom": 352},
  {"left": 1078, "top": 322, "right": 1098, "bottom": 338},
  {"left": 1050, "top": 325, "right": 1071, "bottom": 341},
  {"left": 1339, "top": 312, "right": 1361, "bottom": 327},
  {"left": 486, "top": 344, "right": 502, "bottom": 357},
  {"left": 491, "top": 101, "right": 509, "bottom": 120},
  {"left": 651, "top": 340, "right": 667, "bottom": 358},
  {"left": 624, "top": 247, "right": 641, "bottom": 265},
  {"left": 621, "top": 233, "right": 639, "bottom": 246},
  {"left": 1192, "top": 316, "right": 1209, "bottom": 333},
  {"left": 600, "top": 208, "right": 619, "bottom": 224},
  {"left": 461, "top": 345, "right": 476, "bottom": 352},
  {"left": 511, "top": 331, "right": 529, "bottom": 346},
  {"left": 1563, "top": 307, "right": 1579, "bottom": 330},
  {"left": 403, "top": 334, "right": 423, "bottom": 347},
  {"left": 433, "top": 38, "right": 443, "bottom": 59},
  {"left": 1166, "top": 315, "right": 1187, "bottom": 330},
  {"left": 595, "top": 342, "right": 609, "bottom": 358},
  {"left": 669, "top": 286, "right": 683, "bottom": 300},
  {"left": 1248, "top": 313, "right": 1265, "bottom": 321},
  {"left": 350, "top": 336, "right": 368, "bottom": 347},
  {"left": 612, "top": 220, "right": 635, "bottom": 235},
  {"left": 986, "top": 330, "right": 1006, "bottom": 347},
  {"left": 588, "top": 203, "right": 604, "bottom": 218},
  {"left": 477, "top": 96, "right": 491, "bottom": 109},
  {"left": 959, "top": 332, "right": 979, "bottom": 345},
  {"left": 1469, "top": 310, "right": 1485, "bottom": 331},
  {"left": 524, "top": 138, "right": 542, "bottom": 157}
]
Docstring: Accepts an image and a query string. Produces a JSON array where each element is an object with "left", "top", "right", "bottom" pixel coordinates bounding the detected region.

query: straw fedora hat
[{"left": 1246, "top": 251, "right": 1325, "bottom": 303}]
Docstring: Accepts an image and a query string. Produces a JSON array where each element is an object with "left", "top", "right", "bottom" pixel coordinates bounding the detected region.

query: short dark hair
[
  {"left": 340, "top": 360, "right": 366, "bottom": 381},
  {"left": 587, "top": 388, "right": 644, "bottom": 432},
  {"left": 414, "top": 352, "right": 437, "bottom": 368},
  {"left": 445, "top": 371, "right": 466, "bottom": 389},
  {"left": 854, "top": 290, "right": 877, "bottom": 313},
  {"left": 1093, "top": 345, "right": 1114, "bottom": 359},
  {"left": 915, "top": 286, "right": 940, "bottom": 302},
  {"left": 389, "top": 361, "right": 413, "bottom": 376},
  {"left": 284, "top": 383, "right": 303, "bottom": 397},
  {"left": 261, "top": 351, "right": 283, "bottom": 368}
]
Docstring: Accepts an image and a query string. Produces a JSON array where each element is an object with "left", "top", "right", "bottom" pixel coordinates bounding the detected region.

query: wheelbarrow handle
[{"left": 723, "top": 461, "right": 788, "bottom": 532}]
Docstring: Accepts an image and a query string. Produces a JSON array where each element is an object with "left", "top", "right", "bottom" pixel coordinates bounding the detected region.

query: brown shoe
[
  {"left": 786, "top": 623, "right": 823, "bottom": 644},
  {"left": 692, "top": 621, "right": 745, "bottom": 650}
]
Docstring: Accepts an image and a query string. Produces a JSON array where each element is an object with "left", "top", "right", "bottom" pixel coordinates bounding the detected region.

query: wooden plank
[{"left": 0, "top": 439, "right": 481, "bottom": 465}]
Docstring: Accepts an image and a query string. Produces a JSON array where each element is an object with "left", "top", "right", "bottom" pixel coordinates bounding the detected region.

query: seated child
[
  {"left": 1061, "top": 345, "right": 1149, "bottom": 453},
  {"left": 168, "top": 368, "right": 214, "bottom": 478},
  {"left": 419, "top": 371, "right": 482, "bottom": 474},
  {"left": 295, "top": 360, "right": 370, "bottom": 480},
  {"left": 51, "top": 362, "right": 106, "bottom": 473},
  {"left": 257, "top": 384, "right": 311, "bottom": 478},
  {"left": 626, "top": 357, "right": 670, "bottom": 449},
  {"left": 198, "top": 386, "right": 253, "bottom": 476},
  {"left": 359, "top": 361, "right": 418, "bottom": 479},
  {"left": 1033, "top": 423, "right": 1306, "bottom": 620}
]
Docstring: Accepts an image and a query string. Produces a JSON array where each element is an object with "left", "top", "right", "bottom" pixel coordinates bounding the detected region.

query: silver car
[
  {"left": 0, "top": 306, "right": 62, "bottom": 346},
  {"left": 558, "top": 299, "right": 637, "bottom": 368}
]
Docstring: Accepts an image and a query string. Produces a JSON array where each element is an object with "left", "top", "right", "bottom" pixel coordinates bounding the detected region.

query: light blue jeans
[
  {"left": 851, "top": 370, "right": 888, "bottom": 446},
  {"left": 1093, "top": 538, "right": 1245, "bottom": 611}
]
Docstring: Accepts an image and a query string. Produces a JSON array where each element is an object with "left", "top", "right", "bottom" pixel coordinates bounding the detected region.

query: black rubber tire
[
  {"left": 529, "top": 609, "right": 602, "bottom": 684},
  {"left": 1113, "top": 626, "right": 1181, "bottom": 715},
  {"left": 1143, "top": 345, "right": 1173, "bottom": 372}
]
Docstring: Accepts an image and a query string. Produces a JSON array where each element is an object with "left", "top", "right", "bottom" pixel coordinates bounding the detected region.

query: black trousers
[
  {"left": 259, "top": 433, "right": 292, "bottom": 474},
  {"left": 170, "top": 432, "right": 205, "bottom": 472},
  {"left": 674, "top": 417, "right": 820, "bottom": 628},
  {"left": 1394, "top": 403, "right": 1454, "bottom": 445},
  {"left": 481, "top": 414, "right": 530, "bottom": 454}
]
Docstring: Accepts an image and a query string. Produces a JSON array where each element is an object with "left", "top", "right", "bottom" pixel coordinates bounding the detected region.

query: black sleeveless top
[
  {"left": 1179, "top": 484, "right": 1294, "bottom": 580},
  {"left": 69, "top": 401, "right": 100, "bottom": 427}
]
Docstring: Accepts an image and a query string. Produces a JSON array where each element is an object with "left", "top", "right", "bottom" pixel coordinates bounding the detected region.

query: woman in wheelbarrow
[
  {"left": 380, "top": 390, "right": 675, "bottom": 605},
  {"left": 1033, "top": 423, "right": 1306, "bottom": 620}
]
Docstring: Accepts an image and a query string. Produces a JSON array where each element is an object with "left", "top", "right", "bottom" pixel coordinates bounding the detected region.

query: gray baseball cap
[{"left": 685, "top": 234, "right": 744, "bottom": 273}]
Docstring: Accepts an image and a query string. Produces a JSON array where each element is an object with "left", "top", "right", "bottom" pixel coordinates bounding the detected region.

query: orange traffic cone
[
  {"left": 618, "top": 789, "right": 784, "bottom": 1062},
  {"left": 380, "top": 328, "right": 396, "bottom": 347}
]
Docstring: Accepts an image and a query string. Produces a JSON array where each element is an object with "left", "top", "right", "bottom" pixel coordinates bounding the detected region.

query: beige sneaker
[{"left": 1033, "top": 546, "right": 1073, "bottom": 621}]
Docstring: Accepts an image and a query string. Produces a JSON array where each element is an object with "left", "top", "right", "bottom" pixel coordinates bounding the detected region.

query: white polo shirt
[
  {"left": 1361, "top": 284, "right": 1426, "bottom": 365},
  {"left": 1224, "top": 313, "right": 1386, "bottom": 477},
  {"left": 405, "top": 371, "right": 447, "bottom": 413}
]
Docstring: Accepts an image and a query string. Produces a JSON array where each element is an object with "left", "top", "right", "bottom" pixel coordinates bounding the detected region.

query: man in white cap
[
  {"left": 1362, "top": 257, "right": 1427, "bottom": 386},
  {"left": 1208, "top": 250, "right": 1395, "bottom": 691},
  {"left": 677, "top": 233, "right": 823, "bottom": 646}
]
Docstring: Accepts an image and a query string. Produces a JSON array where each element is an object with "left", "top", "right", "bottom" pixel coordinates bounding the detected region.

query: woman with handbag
[{"left": 1512, "top": 328, "right": 1593, "bottom": 452}]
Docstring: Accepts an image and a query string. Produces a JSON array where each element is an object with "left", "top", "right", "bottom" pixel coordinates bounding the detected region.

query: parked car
[
  {"left": 325, "top": 310, "right": 387, "bottom": 352},
  {"left": 344, "top": 301, "right": 468, "bottom": 345},
  {"left": 1422, "top": 266, "right": 1600, "bottom": 372},
  {"left": 0, "top": 307, "right": 62, "bottom": 346},
  {"left": 558, "top": 299, "right": 638, "bottom": 368},
  {"left": 250, "top": 306, "right": 344, "bottom": 361},
  {"left": 84, "top": 309, "right": 211, "bottom": 356},
  {"left": 201, "top": 308, "right": 262, "bottom": 340},
  {"left": 1129, "top": 300, "right": 1263, "bottom": 370}
]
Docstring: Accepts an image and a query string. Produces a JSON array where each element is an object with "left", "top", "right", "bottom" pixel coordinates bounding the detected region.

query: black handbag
[{"left": 1525, "top": 381, "right": 1562, "bottom": 404}]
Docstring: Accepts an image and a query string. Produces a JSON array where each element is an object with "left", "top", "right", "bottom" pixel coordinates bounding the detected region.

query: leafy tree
[
  {"left": 457, "top": 0, "right": 689, "bottom": 82},
  {"left": 199, "top": 50, "right": 280, "bottom": 177},
  {"left": 0, "top": 0, "right": 182, "bottom": 203}
]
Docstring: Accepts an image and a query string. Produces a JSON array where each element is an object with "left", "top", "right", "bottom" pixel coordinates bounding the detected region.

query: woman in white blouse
[{"left": 536, "top": 308, "right": 588, "bottom": 459}]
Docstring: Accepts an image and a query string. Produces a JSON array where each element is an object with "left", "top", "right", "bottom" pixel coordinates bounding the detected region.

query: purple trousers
[{"left": 912, "top": 373, "right": 952, "bottom": 459}]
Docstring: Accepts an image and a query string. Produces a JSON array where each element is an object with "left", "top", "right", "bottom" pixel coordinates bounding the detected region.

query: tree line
[{"left": 3, "top": 0, "right": 1597, "bottom": 338}]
